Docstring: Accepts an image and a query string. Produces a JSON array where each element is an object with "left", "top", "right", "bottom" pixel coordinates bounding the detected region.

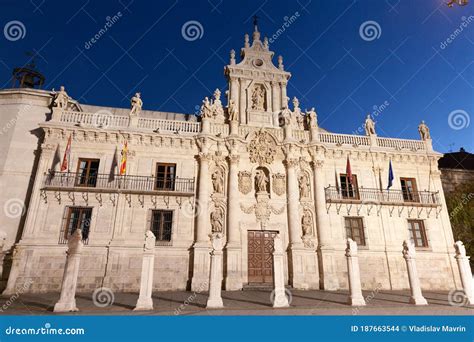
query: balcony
[
  {"left": 324, "top": 186, "right": 440, "bottom": 207},
  {"left": 42, "top": 171, "right": 195, "bottom": 196}
]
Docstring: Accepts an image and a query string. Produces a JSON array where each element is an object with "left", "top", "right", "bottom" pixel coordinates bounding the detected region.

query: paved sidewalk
[{"left": 0, "top": 290, "right": 472, "bottom": 316}]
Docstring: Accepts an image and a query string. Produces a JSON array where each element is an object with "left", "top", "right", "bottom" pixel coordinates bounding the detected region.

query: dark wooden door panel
[{"left": 248, "top": 231, "right": 277, "bottom": 284}]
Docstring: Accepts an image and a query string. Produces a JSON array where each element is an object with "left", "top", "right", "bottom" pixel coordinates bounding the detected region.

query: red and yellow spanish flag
[
  {"left": 119, "top": 140, "right": 128, "bottom": 175},
  {"left": 60, "top": 135, "right": 72, "bottom": 172}
]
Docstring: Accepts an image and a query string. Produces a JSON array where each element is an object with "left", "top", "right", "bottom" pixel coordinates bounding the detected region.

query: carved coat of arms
[
  {"left": 272, "top": 173, "right": 286, "bottom": 196},
  {"left": 238, "top": 171, "right": 252, "bottom": 195},
  {"left": 248, "top": 130, "right": 277, "bottom": 165}
]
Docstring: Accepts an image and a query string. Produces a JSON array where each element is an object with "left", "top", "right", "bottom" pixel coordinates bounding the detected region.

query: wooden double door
[{"left": 247, "top": 231, "right": 277, "bottom": 284}]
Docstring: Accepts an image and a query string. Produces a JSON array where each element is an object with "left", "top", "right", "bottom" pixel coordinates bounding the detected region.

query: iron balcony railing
[
  {"left": 324, "top": 186, "right": 440, "bottom": 206},
  {"left": 43, "top": 171, "right": 195, "bottom": 194}
]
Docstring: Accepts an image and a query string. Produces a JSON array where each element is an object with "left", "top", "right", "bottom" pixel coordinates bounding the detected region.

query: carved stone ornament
[
  {"left": 238, "top": 171, "right": 252, "bottom": 195},
  {"left": 248, "top": 130, "right": 277, "bottom": 165},
  {"left": 240, "top": 197, "right": 285, "bottom": 228},
  {"left": 272, "top": 173, "right": 286, "bottom": 196}
]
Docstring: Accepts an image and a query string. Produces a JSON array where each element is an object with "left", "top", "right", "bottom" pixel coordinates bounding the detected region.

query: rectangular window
[
  {"left": 150, "top": 210, "right": 173, "bottom": 242},
  {"left": 344, "top": 217, "right": 366, "bottom": 246},
  {"left": 408, "top": 220, "right": 428, "bottom": 247},
  {"left": 155, "top": 163, "right": 176, "bottom": 190},
  {"left": 60, "top": 207, "right": 92, "bottom": 244},
  {"left": 340, "top": 174, "right": 359, "bottom": 199},
  {"left": 76, "top": 158, "right": 100, "bottom": 187},
  {"left": 400, "top": 178, "right": 419, "bottom": 202}
]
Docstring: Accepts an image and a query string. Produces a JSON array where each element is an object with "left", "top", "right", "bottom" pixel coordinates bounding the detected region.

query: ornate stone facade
[{"left": 0, "top": 23, "right": 461, "bottom": 295}]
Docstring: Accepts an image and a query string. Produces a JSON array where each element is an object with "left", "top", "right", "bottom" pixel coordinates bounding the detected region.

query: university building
[{"left": 0, "top": 25, "right": 460, "bottom": 294}]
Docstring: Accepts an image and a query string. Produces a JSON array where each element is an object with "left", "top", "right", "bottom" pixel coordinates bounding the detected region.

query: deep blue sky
[{"left": 1, "top": 0, "right": 473, "bottom": 152}]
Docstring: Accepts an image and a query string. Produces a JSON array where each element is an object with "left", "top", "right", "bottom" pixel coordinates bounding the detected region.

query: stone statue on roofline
[
  {"left": 228, "top": 99, "right": 238, "bottom": 122},
  {"left": 306, "top": 107, "right": 318, "bottom": 128},
  {"left": 52, "top": 85, "right": 70, "bottom": 110},
  {"left": 418, "top": 120, "right": 430, "bottom": 140},
  {"left": 212, "top": 88, "right": 225, "bottom": 122},
  {"left": 364, "top": 114, "right": 376, "bottom": 136},
  {"left": 130, "top": 92, "right": 143, "bottom": 117},
  {"left": 200, "top": 97, "right": 212, "bottom": 118}
]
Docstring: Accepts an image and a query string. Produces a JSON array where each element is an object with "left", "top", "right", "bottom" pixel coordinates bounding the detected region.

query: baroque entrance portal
[{"left": 247, "top": 231, "right": 277, "bottom": 284}]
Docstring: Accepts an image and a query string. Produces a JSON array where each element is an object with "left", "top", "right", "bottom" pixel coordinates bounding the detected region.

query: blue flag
[{"left": 387, "top": 159, "right": 394, "bottom": 190}]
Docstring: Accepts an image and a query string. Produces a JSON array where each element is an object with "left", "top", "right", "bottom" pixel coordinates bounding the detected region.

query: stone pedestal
[
  {"left": 310, "top": 127, "right": 319, "bottom": 142},
  {"left": 53, "top": 229, "right": 83, "bottom": 312},
  {"left": 207, "top": 234, "right": 224, "bottom": 309},
  {"left": 345, "top": 239, "right": 366, "bottom": 306},
  {"left": 402, "top": 241, "right": 428, "bottom": 305},
  {"left": 134, "top": 231, "right": 156, "bottom": 311},
  {"left": 229, "top": 120, "right": 239, "bottom": 135},
  {"left": 272, "top": 234, "right": 289, "bottom": 308},
  {"left": 129, "top": 115, "right": 139, "bottom": 128},
  {"left": 201, "top": 118, "right": 211, "bottom": 133},
  {"left": 454, "top": 241, "right": 474, "bottom": 305},
  {"left": 1, "top": 247, "right": 21, "bottom": 297}
]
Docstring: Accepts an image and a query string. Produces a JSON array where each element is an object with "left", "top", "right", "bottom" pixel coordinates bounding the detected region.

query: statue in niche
[
  {"left": 251, "top": 84, "right": 266, "bottom": 111},
  {"left": 307, "top": 107, "right": 318, "bottom": 128},
  {"left": 228, "top": 99, "right": 238, "bottom": 121},
  {"left": 302, "top": 210, "right": 313, "bottom": 236},
  {"left": 364, "top": 114, "right": 376, "bottom": 136},
  {"left": 130, "top": 92, "right": 143, "bottom": 117},
  {"left": 298, "top": 173, "right": 310, "bottom": 199},
  {"left": 211, "top": 169, "right": 224, "bottom": 194},
  {"left": 418, "top": 120, "right": 430, "bottom": 140},
  {"left": 52, "top": 85, "right": 70, "bottom": 109},
  {"left": 210, "top": 208, "right": 224, "bottom": 233},
  {"left": 200, "top": 97, "right": 212, "bottom": 118},
  {"left": 255, "top": 169, "right": 269, "bottom": 193}
]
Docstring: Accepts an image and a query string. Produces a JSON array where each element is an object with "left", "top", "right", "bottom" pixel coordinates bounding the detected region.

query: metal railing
[
  {"left": 324, "top": 186, "right": 440, "bottom": 206},
  {"left": 43, "top": 171, "right": 195, "bottom": 194}
]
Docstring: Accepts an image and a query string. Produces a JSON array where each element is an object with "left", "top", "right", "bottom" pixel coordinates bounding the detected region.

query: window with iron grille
[
  {"left": 155, "top": 163, "right": 176, "bottom": 191},
  {"left": 59, "top": 207, "right": 92, "bottom": 244},
  {"left": 340, "top": 174, "right": 359, "bottom": 199},
  {"left": 408, "top": 219, "right": 428, "bottom": 247},
  {"left": 344, "top": 217, "right": 366, "bottom": 246},
  {"left": 400, "top": 178, "right": 419, "bottom": 202},
  {"left": 150, "top": 210, "right": 173, "bottom": 243},
  {"left": 76, "top": 158, "right": 100, "bottom": 187}
]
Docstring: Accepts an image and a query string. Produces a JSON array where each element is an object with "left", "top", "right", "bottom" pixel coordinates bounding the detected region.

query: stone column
[
  {"left": 224, "top": 153, "right": 242, "bottom": 290},
  {"left": 1, "top": 247, "right": 21, "bottom": 296},
  {"left": 271, "top": 81, "right": 279, "bottom": 113},
  {"left": 230, "top": 78, "right": 239, "bottom": 107},
  {"left": 239, "top": 79, "right": 247, "bottom": 124},
  {"left": 454, "top": 241, "right": 474, "bottom": 305},
  {"left": 191, "top": 152, "right": 212, "bottom": 291},
  {"left": 207, "top": 234, "right": 224, "bottom": 309},
  {"left": 402, "top": 241, "right": 428, "bottom": 305},
  {"left": 285, "top": 157, "right": 301, "bottom": 247},
  {"left": 134, "top": 231, "right": 156, "bottom": 311},
  {"left": 280, "top": 82, "right": 287, "bottom": 108},
  {"left": 272, "top": 234, "right": 289, "bottom": 308},
  {"left": 345, "top": 239, "right": 366, "bottom": 306},
  {"left": 311, "top": 155, "right": 339, "bottom": 290},
  {"left": 53, "top": 229, "right": 83, "bottom": 312}
]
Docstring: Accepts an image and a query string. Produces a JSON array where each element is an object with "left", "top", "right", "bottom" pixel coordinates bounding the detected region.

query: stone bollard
[
  {"left": 134, "top": 230, "right": 156, "bottom": 311},
  {"left": 272, "top": 234, "right": 289, "bottom": 308},
  {"left": 345, "top": 238, "right": 366, "bottom": 306},
  {"left": 53, "top": 229, "right": 84, "bottom": 312},
  {"left": 454, "top": 241, "right": 474, "bottom": 305},
  {"left": 402, "top": 240, "right": 428, "bottom": 305},
  {"left": 206, "top": 233, "right": 224, "bottom": 309}
]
